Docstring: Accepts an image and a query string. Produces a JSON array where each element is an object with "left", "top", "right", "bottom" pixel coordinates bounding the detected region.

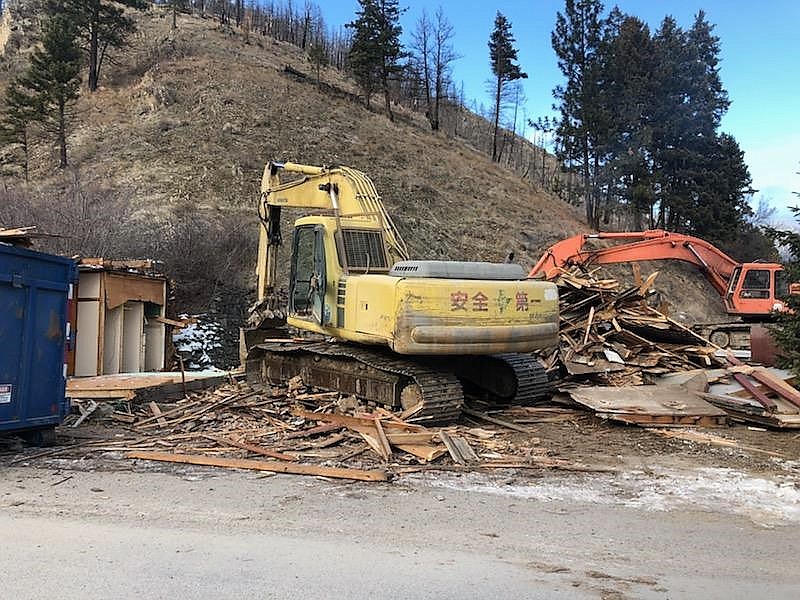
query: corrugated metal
[{"left": 0, "top": 243, "right": 76, "bottom": 435}]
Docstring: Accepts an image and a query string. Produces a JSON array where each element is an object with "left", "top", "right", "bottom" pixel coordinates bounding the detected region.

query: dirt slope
[
  {"left": 54, "top": 13, "right": 582, "bottom": 263},
  {"left": 1, "top": 8, "right": 727, "bottom": 324}
]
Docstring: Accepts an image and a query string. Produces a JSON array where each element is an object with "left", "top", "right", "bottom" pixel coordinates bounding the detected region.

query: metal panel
[{"left": 0, "top": 244, "right": 76, "bottom": 434}]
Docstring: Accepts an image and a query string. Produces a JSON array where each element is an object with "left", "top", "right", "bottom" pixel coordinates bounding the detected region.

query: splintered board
[{"left": 567, "top": 385, "right": 728, "bottom": 427}]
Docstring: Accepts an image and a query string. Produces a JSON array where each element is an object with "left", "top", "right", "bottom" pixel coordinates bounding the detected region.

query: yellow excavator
[{"left": 244, "top": 162, "right": 560, "bottom": 423}]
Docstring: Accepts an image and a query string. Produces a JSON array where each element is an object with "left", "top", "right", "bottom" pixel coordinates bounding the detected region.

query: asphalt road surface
[{"left": 1, "top": 463, "right": 798, "bottom": 599}]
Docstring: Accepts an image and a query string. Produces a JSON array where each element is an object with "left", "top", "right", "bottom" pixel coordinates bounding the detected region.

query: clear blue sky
[{"left": 315, "top": 0, "right": 800, "bottom": 223}]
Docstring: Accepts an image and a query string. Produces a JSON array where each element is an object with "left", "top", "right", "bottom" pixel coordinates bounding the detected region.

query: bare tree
[{"left": 430, "top": 7, "right": 458, "bottom": 131}]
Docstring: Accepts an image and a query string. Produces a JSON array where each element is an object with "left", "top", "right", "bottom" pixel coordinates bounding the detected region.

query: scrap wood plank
[
  {"left": 393, "top": 444, "right": 447, "bottom": 462},
  {"left": 283, "top": 423, "right": 343, "bottom": 439},
  {"left": 384, "top": 432, "right": 438, "bottom": 444},
  {"left": 462, "top": 408, "right": 530, "bottom": 433},
  {"left": 567, "top": 385, "right": 727, "bottom": 427},
  {"left": 357, "top": 431, "right": 389, "bottom": 460},
  {"left": 66, "top": 389, "right": 136, "bottom": 400},
  {"left": 699, "top": 393, "right": 800, "bottom": 429},
  {"left": 71, "top": 400, "right": 99, "bottom": 427},
  {"left": 439, "top": 430, "right": 478, "bottom": 465},
  {"left": 148, "top": 402, "right": 167, "bottom": 427},
  {"left": 373, "top": 418, "right": 392, "bottom": 459},
  {"left": 201, "top": 435, "right": 298, "bottom": 461},
  {"left": 127, "top": 451, "right": 388, "bottom": 482},
  {"left": 732, "top": 366, "right": 800, "bottom": 410},
  {"left": 292, "top": 408, "right": 423, "bottom": 432}
]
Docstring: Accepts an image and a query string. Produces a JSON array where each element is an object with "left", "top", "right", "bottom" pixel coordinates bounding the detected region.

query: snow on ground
[
  {"left": 405, "top": 465, "right": 800, "bottom": 527},
  {"left": 172, "top": 314, "right": 225, "bottom": 370}
]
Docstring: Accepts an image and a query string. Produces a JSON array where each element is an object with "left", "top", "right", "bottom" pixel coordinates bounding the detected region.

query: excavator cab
[
  {"left": 289, "top": 224, "right": 327, "bottom": 325},
  {"left": 726, "top": 264, "right": 790, "bottom": 315}
]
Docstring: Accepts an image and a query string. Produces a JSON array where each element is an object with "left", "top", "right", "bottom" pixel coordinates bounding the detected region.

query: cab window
[{"left": 740, "top": 269, "right": 770, "bottom": 299}]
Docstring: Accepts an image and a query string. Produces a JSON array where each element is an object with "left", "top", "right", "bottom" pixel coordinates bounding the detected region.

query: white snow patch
[
  {"left": 173, "top": 313, "right": 225, "bottom": 369},
  {"left": 404, "top": 466, "right": 800, "bottom": 527}
]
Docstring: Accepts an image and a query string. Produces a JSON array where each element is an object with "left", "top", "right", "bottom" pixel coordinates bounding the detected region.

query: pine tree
[
  {"left": 766, "top": 206, "right": 800, "bottom": 375},
  {"left": 0, "top": 79, "right": 39, "bottom": 181},
  {"left": 347, "top": 0, "right": 406, "bottom": 121},
  {"left": 596, "top": 11, "right": 656, "bottom": 227},
  {"left": 488, "top": 11, "right": 526, "bottom": 162},
  {"left": 307, "top": 42, "right": 329, "bottom": 89},
  {"left": 48, "top": 0, "right": 148, "bottom": 92},
  {"left": 17, "top": 13, "right": 82, "bottom": 168},
  {"left": 551, "top": 0, "right": 604, "bottom": 224}
]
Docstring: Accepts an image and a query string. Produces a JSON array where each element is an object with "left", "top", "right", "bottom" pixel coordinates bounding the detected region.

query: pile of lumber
[
  {"left": 24, "top": 380, "right": 613, "bottom": 480},
  {"left": 541, "top": 267, "right": 723, "bottom": 386},
  {"left": 0, "top": 226, "right": 39, "bottom": 247}
]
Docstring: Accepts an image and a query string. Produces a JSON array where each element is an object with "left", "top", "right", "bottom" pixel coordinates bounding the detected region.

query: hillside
[{"left": 0, "top": 7, "right": 730, "bottom": 330}]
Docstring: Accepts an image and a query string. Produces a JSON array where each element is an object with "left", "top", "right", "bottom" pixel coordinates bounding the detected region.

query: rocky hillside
[{"left": 0, "top": 6, "right": 729, "bottom": 327}]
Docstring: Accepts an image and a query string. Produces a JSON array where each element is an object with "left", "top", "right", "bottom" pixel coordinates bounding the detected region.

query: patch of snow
[
  {"left": 403, "top": 466, "right": 800, "bottom": 527},
  {"left": 173, "top": 313, "right": 225, "bottom": 370}
]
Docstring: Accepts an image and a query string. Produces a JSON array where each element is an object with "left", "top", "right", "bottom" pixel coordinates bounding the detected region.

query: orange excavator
[{"left": 530, "top": 229, "right": 797, "bottom": 349}]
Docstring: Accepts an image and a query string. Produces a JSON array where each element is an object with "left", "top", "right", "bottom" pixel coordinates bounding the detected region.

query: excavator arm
[
  {"left": 530, "top": 229, "right": 739, "bottom": 297},
  {"left": 255, "top": 161, "right": 409, "bottom": 302}
]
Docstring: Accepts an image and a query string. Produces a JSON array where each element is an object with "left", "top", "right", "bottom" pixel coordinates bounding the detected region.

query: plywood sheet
[{"left": 568, "top": 385, "right": 727, "bottom": 427}]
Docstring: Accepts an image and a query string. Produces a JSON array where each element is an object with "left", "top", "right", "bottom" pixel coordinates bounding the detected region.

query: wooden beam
[
  {"left": 127, "top": 451, "right": 388, "bottom": 482},
  {"left": 202, "top": 435, "right": 299, "bottom": 462},
  {"left": 462, "top": 408, "right": 530, "bottom": 433}
]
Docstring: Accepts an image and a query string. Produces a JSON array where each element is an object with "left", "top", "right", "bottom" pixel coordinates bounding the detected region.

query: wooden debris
[
  {"left": 148, "top": 402, "right": 168, "bottom": 427},
  {"left": 543, "top": 267, "right": 723, "bottom": 388},
  {"left": 567, "top": 385, "right": 727, "bottom": 427},
  {"left": 127, "top": 451, "right": 389, "bottom": 482},
  {"left": 71, "top": 400, "right": 99, "bottom": 428},
  {"left": 462, "top": 408, "right": 530, "bottom": 433},
  {"left": 439, "top": 430, "right": 478, "bottom": 465}
]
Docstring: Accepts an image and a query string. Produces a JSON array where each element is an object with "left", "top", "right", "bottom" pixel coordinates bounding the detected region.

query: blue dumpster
[{"left": 0, "top": 243, "right": 76, "bottom": 443}]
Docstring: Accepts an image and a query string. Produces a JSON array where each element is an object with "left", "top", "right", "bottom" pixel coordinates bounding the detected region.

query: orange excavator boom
[{"left": 530, "top": 229, "right": 791, "bottom": 318}]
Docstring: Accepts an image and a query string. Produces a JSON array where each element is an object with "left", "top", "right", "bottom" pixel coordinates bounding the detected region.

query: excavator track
[
  {"left": 246, "top": 342, "right": 464, "bottom": 425},
  {"left": 434, "top": 353, "right": 551, "bottom": 409},
  {"left": 493, "top": 353, "right": 551, "bottom": 405}
]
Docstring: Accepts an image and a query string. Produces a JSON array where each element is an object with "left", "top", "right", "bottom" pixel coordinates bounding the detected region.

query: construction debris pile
[
  {"left": 540, "top": 267, "right": 724, "bottom": 387},
  {"left": 21, "top": 379, "right": 612, "bottom": 482}
]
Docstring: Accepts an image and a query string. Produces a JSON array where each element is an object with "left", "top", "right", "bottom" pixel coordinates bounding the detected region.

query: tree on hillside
[
  {"left": 766, "top": 203, "right": 800, "bottom": 375},
  {"left": 551, "top": 0, "right": 604, "bottom": 225},
  {"left": 648, "top": 12, "right": 750, "bottom": 245},
  {"left": 596, "top": 10, "right": 656, "bottom": 228},
  {"left": 0, "top": 79, "right": 39, "bottom": 181},
  {"left": 488, "top": 11, "right": 526, "bottom": 162},
  {"left": 48, "top": 0, "right": 148, "bottom": 92},
  {"left": 169, "top": 0, "right": 191, "bottom": 29},
  {"left": 411, "top": 7, "right": 457, "bottom": 131},
  {"left": 347, "top": 0, "right": 406, "bottom": 121},
  {"left": 15, "top": 13, "right": 82, "bottom": 168},
  {"left": 307, "top": 42, "right": 329, "bottom": 89}
]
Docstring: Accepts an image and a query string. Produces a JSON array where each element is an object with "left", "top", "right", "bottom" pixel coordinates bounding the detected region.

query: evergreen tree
[
  {"left": 551, "top": 0, "right": 604, "bottom": 224},
  {"left": 307, "top": 42, "right": 329, "bottom": 89},
  {"left": 48, "top": 0, "right": 148, "bottom": 92},
  {"left": 347, "top": 0, "right": 406, "bottom": 121},
  {"left": 0, "top": 79, "right": 39, "bottom": 181},
  {"left": 17, "top": 13, "right": 82, "bottom": 168},
  {"left": 766, "top": 206, "right": 800, "bottom": 375},
  {"left": 488, "top": 11, "right": 526, "bottom": 162},
  {"left": 596, "top": 11, "right": 656, "bottom": 227}
]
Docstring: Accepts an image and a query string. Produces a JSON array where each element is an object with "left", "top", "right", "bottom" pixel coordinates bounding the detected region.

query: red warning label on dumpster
[{"left": 0, "top": 384, "right": 11, "bottom": 404}]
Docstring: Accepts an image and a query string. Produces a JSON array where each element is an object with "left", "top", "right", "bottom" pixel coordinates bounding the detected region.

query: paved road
[{"left": 1, "top": 464, "right": 798, "bottom": 599}]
